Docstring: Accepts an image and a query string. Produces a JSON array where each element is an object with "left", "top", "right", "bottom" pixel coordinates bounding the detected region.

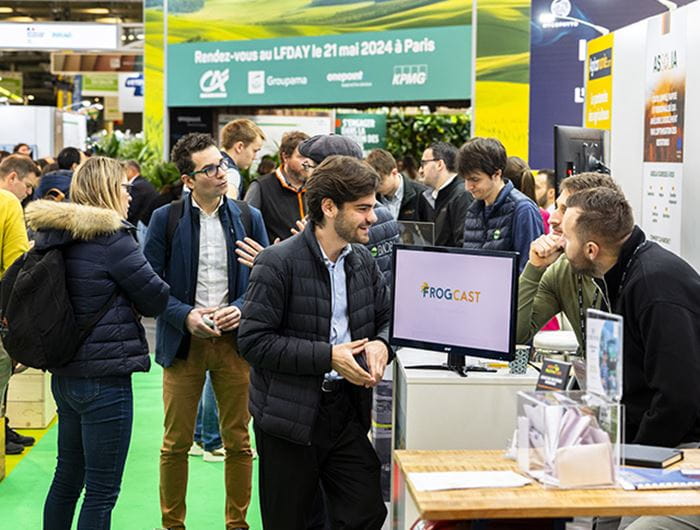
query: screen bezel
[{"left": 389, "top": 244, "right": 519, "bottom": 362}]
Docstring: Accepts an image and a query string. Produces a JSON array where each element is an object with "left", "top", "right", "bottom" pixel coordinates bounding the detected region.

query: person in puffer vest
[{"left": 458, "top": 137, "right": 543, "bottom": 273}]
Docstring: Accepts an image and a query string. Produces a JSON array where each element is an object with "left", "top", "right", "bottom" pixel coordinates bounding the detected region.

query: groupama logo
[{"left": 419, "top": 282, "right": 481, "bottom": 303}]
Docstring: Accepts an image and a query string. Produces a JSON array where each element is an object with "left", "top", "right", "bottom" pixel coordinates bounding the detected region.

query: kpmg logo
[
  {"left": 392, "top": 65, "right": 428, "bottom": 86},
  {"left": 199, "top": 69, "right": 229, "bottom": 99},
  {"left": 420, "top": 282, "right": 481, "bottom": 303},
  {"left": 248, "top": 70, "right": 265, "bottom": 94}
]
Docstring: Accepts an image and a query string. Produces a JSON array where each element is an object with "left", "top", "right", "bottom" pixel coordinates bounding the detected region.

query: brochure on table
[{"left": 515, "top": 309, "right": 624, "bottom": 488}]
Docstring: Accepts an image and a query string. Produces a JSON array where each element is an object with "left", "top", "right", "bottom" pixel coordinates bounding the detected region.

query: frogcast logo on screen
[{"left": 419, "top": 282, "right": 481, "bottom": 303}]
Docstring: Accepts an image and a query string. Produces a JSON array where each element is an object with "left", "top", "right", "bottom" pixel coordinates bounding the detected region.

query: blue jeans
[
  {"left": 44, "top": 375, "right": 133, "bottom": 530},
  {"left": 194, "top": 371, "right": 222, "bottom": 451}
]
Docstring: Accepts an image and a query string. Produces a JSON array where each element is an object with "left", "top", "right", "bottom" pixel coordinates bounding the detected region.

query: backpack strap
[
  {"left": 76, "top": 290, "right": 119, "bottom": 343},
  {"left": 165, "top": 198, "right": 185, "bottom": 264},
  {"left": 232, "top": 199, "right": 252, "bottom": 236}
]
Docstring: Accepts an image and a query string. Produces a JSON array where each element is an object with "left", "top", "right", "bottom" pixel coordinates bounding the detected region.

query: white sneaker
[
  {"left": 203, "top": 447, "right": 226, "bottom": 462},
  {"left": 188, "top": 442, "right": 204, "bottom": 456}
]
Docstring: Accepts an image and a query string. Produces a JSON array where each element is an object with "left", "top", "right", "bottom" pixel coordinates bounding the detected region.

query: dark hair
[
  {"left": 57, "top": 147, "right": 82, "bottom": 170},
  {"left": 125, "top": 159, "right": 141, "bottom": 173},
  {"left": 538, "top": 168, "right": 556, "bottom": 191},
  {"left": 566, "top": 187, "right": 634, "bottom": 246},
  {"left": 12, "top": 143, "right": 30, "bottom": 154},
  {"left": 257, "top": 157, "right": 276, "bottom": 176},
  {"left": 42, "top": 162, "right": 59, "bottom": 175},
  {"left": 457, "top": 137, "right": 507, "bottom": 178},
  {"left": 400, "top": 154, "right": 418, "bottom": 180},
  {"left": 170, "top": 133, "right": 217, "bottom": 176},
  {"left": 560, "top": 172, "right": 620, "bottom": 194},
  {"left": 428, "top": 142, "right": 458, "bottom": 172},
  {"left": 505, "top": 157, "right": 536, "bottom": 202},
  {"left": 279, "top": 130, "right": 310, "bottom": 160},
  {"left": 366, "top": 148, "right": 397, "bottom": 179},
  {"left": 305, "top": 155, "right": 378, "bottom": 226},
  {"left": 0, "top": 150, "right": 10, "bottom": 162},
  {"left": 0, "top": 154, "right": 39, "bottom": 180}
]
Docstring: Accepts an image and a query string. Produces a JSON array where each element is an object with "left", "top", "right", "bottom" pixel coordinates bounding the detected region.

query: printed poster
[
  {"left": 584, "top": 33, "right": 614, "bottom": 130},
  {"left": 641, "top": 14, "right": 687, "bottom": 253}
]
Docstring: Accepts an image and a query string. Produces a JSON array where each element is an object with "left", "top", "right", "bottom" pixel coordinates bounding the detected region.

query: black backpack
[{"left": 0, "top": 245, "right": 116, "bottom": 370}]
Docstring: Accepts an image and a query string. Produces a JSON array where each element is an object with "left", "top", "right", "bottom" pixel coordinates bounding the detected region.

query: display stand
[{"left": 405, "top": 352, "right": 498, "bottom": 377}]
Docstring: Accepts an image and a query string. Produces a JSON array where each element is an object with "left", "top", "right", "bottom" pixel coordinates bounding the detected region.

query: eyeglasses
[
  {"left": 301, "top": 161, "right": 317, "bottom": 172},
  {"left": 189, "top": 159, "right": 231, "bottom": 178},
  {"left": 419, "top": 158, "right": 439, "bottom": 168}
]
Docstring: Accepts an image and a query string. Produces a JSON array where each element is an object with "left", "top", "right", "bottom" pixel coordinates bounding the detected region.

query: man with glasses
[
  {"left": 244, "top": 130, "right": 310, "bottom": 242},
  {"left": 416, "top": 141, "right": 473, "bottom": 247},
  {"left": 144, "top": 133, "right": 269, "bottom": 530}
]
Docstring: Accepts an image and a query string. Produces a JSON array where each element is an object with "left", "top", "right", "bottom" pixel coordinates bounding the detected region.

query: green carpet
[{"left": 0, "top": 363, "right": 263, "bottom": 529}]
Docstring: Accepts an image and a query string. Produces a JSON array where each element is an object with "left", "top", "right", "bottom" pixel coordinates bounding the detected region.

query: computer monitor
[
  {"left": 390, "top": 245, "right": 518, "bottom": 375},
  {"left": 554, "top": 125, "right": 609, "bottom": 186}
]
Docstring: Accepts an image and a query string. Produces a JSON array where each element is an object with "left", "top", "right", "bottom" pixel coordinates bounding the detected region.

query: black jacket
[
  {"left": 238, "top": 223, "right": 393, "bottom": 445},
  {"left": 245, "top": 169, "right": 305, "bottom": 242},
  {"left": 127, "top": 175, "right": 159, "bottom": 226},
  {"left": 604, "top": 226, "right": 700, "bottom": 447},
  {"left": 397, "top": 175, "right": 427, "bottom": 221},
  {"left": 416, "top": 175, "right": 473, "bottom": 247},
  {"left": 25, "top": 201, "right": 169, "bottom": 377}
]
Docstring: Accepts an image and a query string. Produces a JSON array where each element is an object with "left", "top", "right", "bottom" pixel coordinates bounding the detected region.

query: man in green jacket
[{"left": 516, "top": 172, "right": 621, "bottom": 351}]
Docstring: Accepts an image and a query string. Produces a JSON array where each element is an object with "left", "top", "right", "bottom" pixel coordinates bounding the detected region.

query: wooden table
[{"left": 392, "top": 449, "right": 700, "bottom": 527}]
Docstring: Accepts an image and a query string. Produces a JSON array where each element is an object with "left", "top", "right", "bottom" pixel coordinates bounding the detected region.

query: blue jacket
[
  {"left": 462, "top": 180, "right": 543, "bottom": 273},
  {"left": 24, "top": 200, "right": 169, "bottom": 377},
  {"left": 35, "top": 169, "right": 72, "bottom": 200},
  {"left": 144, "top": 194, "right": 269, "bottom": 368}
]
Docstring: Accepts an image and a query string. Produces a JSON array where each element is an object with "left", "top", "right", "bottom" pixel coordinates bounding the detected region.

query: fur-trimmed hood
[{"left": 25, "top": 200, "right": 125, "bottom": 241}]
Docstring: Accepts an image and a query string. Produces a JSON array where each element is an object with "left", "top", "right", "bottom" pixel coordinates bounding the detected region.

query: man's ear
[
  {"left": 492, "top": 169, "right": 503, "bottom": 181},
  {"left": 233, "top": 141, "right": 245, "bottom": 154},
  {"left": 321, "top": 197, "right": 337, "bottom": 219},
  {"left": 390, "top": 168, "right": 400, "bottom": 178},
  {"left": 585, "top": 241, "right": 601, "bottom": 262}
]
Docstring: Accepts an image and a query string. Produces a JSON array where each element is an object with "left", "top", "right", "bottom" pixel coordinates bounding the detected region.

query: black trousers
[{"left": 254, "top": 386, "right": 387, "bottom": 530}]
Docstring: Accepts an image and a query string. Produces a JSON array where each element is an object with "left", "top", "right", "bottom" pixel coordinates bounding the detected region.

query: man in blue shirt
[{"left": 459, "top": 137, "right": 543, "bottom": 273}]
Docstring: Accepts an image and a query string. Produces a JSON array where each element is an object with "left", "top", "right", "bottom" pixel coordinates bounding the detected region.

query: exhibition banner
[
  {"left": 584, "top": 33, "right": 613, "bottom": 130},
  {"left": 82, "top": 74, "right": 118, "bottom": 96},
  {"left": 529, "top": 0, "right": 695, "bottom": 168},
  {"left": 641, "top": 14, "right": 687, "bottom": 253},
  {"left": 167, "top": 26, "right": 470, "bottom": 107},
  {"left": 334, "top": 113, "right": 387, "bottom": 155}
]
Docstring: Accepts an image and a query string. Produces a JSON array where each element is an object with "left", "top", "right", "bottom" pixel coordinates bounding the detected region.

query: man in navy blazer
[{"left": 144, "top": 133, "right": 268, "bottom": 530}]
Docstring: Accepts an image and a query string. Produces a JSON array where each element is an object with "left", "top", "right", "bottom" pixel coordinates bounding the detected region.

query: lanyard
[{"left": 576, "top": 239, "right": 647, "bottom": 354}]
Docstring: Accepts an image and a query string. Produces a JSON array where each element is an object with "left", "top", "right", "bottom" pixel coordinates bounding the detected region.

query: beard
[
  {"left": 567, "top": 250, "right": 598, "bottom": 277},
  {"left": 334, "top": 213, "right": 371, "bottom": 244}
]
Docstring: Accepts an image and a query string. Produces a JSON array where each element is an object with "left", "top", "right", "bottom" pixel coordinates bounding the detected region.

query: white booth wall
[{"left": 607, "top": 3, "right": 700, "bottom": 270}]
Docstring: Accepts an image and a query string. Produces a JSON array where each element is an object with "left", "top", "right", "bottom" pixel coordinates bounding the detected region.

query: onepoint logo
[
  {"left": 248, "top": 70, "right": 265, "bottom": 94},
  {"left": 420, "top": 282, "right": 481, "bottom": 303},
  {"left": 199, "top": 69, "right": 229, "bottom": 99},
  {"left": 392, "top": 65, "right": 428, "bottom": 86}
]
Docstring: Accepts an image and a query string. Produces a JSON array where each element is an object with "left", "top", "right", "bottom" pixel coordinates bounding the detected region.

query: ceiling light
[
  {"left": 96, "top": 17, "right": 121, "bottom": 23},
  {"left": 6, "top": 16, "right": 34, "bottom": 22},
  {"left": 80, "top": 8, "right": 110, "bottom": 15},
  {"left": 27, "top": 95, "right": 35, "bottom": 101},
  {"left": 0, "top": 7, "right": 14, "bottom": 14}
]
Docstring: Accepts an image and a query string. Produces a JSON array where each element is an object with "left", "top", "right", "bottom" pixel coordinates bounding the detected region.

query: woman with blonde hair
[{"left": 24, "top": 156, "right": 169, "bottom": 529}]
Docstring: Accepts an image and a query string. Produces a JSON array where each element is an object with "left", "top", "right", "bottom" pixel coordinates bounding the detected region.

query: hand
[
  {"left": 290, "top": 218, "right": 308, "bottom": 236},
  {"left": 185, "top": 307, "right": 221, "bottom": 338},
  {"left": 235, "top": 237, "right": 264, "bottom": 269},
  {"left": 363, "top": 340, "right": 389, "bottom": 386},
  {"left": 331, "top": 338, "right": 374, "bottom": 387},
  {"left": 528, "top": 233, "right": 565, "bottom": 269},
  {"left": 213, "top": 305, "right": 241, "bottom": 332}
]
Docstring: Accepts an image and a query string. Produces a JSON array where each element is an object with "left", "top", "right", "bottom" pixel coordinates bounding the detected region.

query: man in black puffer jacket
[{"left": 239, "top": 155, "right": 393, "bottom": 530}]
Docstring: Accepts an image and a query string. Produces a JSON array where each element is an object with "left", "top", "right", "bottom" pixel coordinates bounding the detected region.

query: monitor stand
[{"left": 406, "top": 353, "right": 496, "bottom": 378}]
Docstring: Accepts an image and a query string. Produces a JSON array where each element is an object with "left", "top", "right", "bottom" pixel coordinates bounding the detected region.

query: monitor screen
[
  {"left": 390, "top": 245, "right": 518, "bottom": 361},
  {"left": 554, "top": 125, "right": 607, "bottom": 185}
]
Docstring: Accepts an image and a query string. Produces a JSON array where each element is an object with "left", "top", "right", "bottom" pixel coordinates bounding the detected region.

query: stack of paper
[{"left": 409, "top": 471, "right": 531, "bottom": 492}]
